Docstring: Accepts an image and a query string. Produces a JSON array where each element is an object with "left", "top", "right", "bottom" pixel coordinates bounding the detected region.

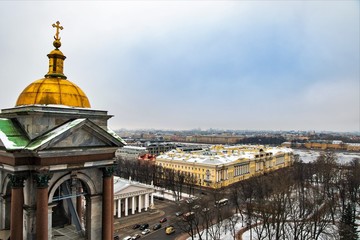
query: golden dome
[
  {"left": 15, "top": 21, "right": 91, "bottom": 108},
  {"left": 16, "top": 78, "right": 91, "bottom": 108}
]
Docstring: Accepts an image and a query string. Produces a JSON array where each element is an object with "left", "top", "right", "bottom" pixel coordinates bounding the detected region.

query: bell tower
[{"left": 0, "top": 22, "right": 125, "bottom": 240}]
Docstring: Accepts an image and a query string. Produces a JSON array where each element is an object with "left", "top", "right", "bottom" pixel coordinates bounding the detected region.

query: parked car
[
  {"left": 114, "top": 235, "right": 120, "bottom": 240},
  {"left": 192, "top": 205, "right": 200, "bottom": 210},
  {"left": 131, "top": 233, "right": 141, "bottom": 239},
  {"left": 175, "top": 211, "right": 183, "bottom": 217},
  {"left": 122, "top": 236, "right": 131, "bottom": 240},
  {"left": 132, "top": 224, "right": 140, "bottom": 229},
  {"left": 153, "top": 223, "right": 162, "bottom": 230},
  {"left": 141, "top": 229, "right": 150, "bottom": 235},
  {"left": 139, "top": 224, "right": 149, "bottom": 230},
  {"left": 160, "top": 217, "right": 167, "bottom": 223},
  {"left": 202, "top": 207, "right": 210, "bottom": 212},
  {"left": 165, "top": 226, "right": 175, "bottom": 235},
  {"left": 183, "top": 212, "right": 195, "bottom": 221}
]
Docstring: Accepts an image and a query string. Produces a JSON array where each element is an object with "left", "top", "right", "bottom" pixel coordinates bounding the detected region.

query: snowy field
[
  {"left": 186, "top": 211, "right": 360, "bottom": 240},
  {"left": 294, "top": 149, "right": 360, "bottom": 164}
]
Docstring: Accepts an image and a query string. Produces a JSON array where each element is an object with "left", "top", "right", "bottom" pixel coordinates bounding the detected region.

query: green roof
[{"left": 0, "top": 118, "right": 29, "bottom": 150}]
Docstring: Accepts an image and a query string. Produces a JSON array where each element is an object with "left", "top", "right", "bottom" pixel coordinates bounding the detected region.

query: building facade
[
  {"left": 155, "top": 145, "right": 293, "bottom": 189},
  {"left": 113, "top": 177, "right": 155, "bottom": 218}
]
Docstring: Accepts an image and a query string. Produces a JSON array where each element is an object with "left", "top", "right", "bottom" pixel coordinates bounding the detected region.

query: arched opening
[
  {"left": 0, "top": 176, "right": 11, "bottom": 231},
  {"left": 52, "top": 180, "right": 86, "bottom": 225},
  {"left": 49, "top": 173, "right": 95, "bottom": 240}
]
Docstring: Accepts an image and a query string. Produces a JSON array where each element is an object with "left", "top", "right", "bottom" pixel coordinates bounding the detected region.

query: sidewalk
[{"left": 175, "top": 233, "right": 190, "bottom": 240}]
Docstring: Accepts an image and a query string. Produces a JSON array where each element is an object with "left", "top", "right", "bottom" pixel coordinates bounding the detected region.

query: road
[{"left": 117, "top": 199, "right": 186, "bottom": 240}]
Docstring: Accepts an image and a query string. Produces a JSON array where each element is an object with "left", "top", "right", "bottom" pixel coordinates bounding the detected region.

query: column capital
[
  {"left": 8, "top": 174, "right": 27, "bottom": 188},
  {"left": 102, "top": 166, "right": 115, "bottom": 178},
  {"left": 34, "top": 172, "right": 53, "bottom": 188}
]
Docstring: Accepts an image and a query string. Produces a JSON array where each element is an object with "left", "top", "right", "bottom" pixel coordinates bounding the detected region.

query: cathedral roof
[
  {"left": 0, "top": 117, "right": 126, "bottom": 152},
  {"left": 15, "top": 21, "right": 91, "bottom": 108}
]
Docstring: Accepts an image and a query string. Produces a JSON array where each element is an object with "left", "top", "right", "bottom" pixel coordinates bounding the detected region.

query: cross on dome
[{"left": 52, "top": 21, "right": 63, "bottom": 40}]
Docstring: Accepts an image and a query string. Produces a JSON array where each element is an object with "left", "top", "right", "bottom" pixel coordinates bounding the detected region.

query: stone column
[
  {"left": 102, "top": 167, "right": 114, "bottom": 240},
  {"left": 34, "top": 172, "right": 52, "bottom": 240},
  {"left": 138, "top": 195, "right": 142, "bottom": 213},
  {"left": 0, "top": 170, "right": 3, "bottom": 229},
  {"left": 145, "top": 193, "right": 149, "bottom": 211},
  {"left": 151, "top": 193, "right": 154, "bottom": 206},
  {"left": 117, "top": 199, "right": 121, "bottom": 218},
  {"left": 0, "top": 196, "right": 3, "bottom": 229},
  {"left": 9, "top": 174, "right": 26, "bottom": 240},
  {"left": 76, "top": 187, "right": 83, "bottom": 226},
  {"left": 125, "top": 198, "right": 128, "bottom": 216},
  {"left": 48, "top": 203, "right": 57, "bottom": 240},
  {"left": 113, "top": 201, "right": 117, "bottom": 216},
  {"left": 131, "top": 196, "right": 135, "bottom": 214},
  {"left": 86, "top": 195, "right": 102, "bottom": 239},
  {"left": 111, "top": 177, "right": 114, "bottom": 236}
]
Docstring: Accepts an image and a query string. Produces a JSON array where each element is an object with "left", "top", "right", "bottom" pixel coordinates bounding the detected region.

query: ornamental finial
[
  {"left": 52, "top": 21, "right": 63, "bottom": 40},
  {"left": 52, "top": 21, "right": 63, "bottom": 48}
]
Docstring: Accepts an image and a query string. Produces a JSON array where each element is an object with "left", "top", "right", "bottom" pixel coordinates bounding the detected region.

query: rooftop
[{"left": 156, "top": 145, "right": 293, "bottom": 165}]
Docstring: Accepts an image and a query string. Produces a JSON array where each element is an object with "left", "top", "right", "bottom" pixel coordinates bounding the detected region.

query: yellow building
[{"left": 155, "top": 145, "right": 293, "bottom": 189}]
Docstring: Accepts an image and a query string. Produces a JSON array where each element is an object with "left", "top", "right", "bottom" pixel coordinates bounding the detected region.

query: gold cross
[{"left": 52, "top": 21, "right": 63, "bottom": 40}]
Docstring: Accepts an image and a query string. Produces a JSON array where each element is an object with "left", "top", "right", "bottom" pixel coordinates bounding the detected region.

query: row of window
[
  {"left": 276, "top": 157, "right": 285, "bottom": 165},
  {"left": 158, "top": 162, "right": 211, "bottom": 173},
  {"left": 234, "top": 164, "right": 249, "bottom": 177}
]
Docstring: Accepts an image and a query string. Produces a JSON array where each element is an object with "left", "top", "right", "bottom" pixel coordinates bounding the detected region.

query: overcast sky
[{"left": 0, "top": 1, "right": 359, "bottom": 132}]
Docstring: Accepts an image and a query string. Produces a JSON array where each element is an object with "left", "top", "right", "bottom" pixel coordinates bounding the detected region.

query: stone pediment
[
  {"left": 0, "top": 118, "right": 126, "bottom": 153},
  {"left": 118, "top": 185, "right": 150, "bottom": 194},
  {"left": 114, "top": 184, "right": 155, "bottom": 199},
  {"left": 51, "top": 127, "right": 108, "bottom": 148},
  {"left": 26, "top": 118, "right": 125, "bottom": 151},
  {"left": 113, "top": 177, "right": 154, "bottom": 199}
]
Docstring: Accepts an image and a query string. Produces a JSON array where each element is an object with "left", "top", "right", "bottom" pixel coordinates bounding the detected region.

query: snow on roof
[
  {"left": 156, "top": 145, "right": 293, "bottom": 165},
  {"left": 113, "top": 176, "right": 154, "bottom": 193},
  {"left": 0, "top": 118, "right": 29, "bottom": 150},
  {"left": 118, "top": 146, "right": 146, "bottom": 150},
  {"left": 107, "top": 127, "right": 127, "bottom": 146},
  {"left": 0, "top": 117, "right": 126, "bottom": 152}
]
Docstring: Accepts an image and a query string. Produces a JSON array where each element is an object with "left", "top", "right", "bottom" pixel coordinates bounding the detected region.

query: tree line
[{"left": 115, "top": 152, "right": 360, "bottom": 240}]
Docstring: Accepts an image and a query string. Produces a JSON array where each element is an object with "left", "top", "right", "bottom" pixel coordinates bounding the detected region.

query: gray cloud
[{"left": 0, "top": 1, "right": 358, "bottom": 132}]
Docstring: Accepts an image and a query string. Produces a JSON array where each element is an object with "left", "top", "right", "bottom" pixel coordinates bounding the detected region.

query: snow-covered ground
[
  {"left": 294, "top": 149, "right": 360, "bottom": 164},
  {"left": 153, "top": 187, "right": 193, "bottom": 201},
  {"left": 187, "top": 211, "right": 360, "bottom": 240}
]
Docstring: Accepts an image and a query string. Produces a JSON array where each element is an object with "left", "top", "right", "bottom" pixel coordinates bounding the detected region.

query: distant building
[
  {"left": 115, "top": 146, "right": 147, "bottom": 160},
  {"left": 155, "top": 145, "right": 293, "bottom": 189},
  {"left": 185, "top": 135, "right": 243, "bottom": 144},
  {"left": 138, "top": 153, "right": 156, "bottom": 163},
  {"left": 145, "top": 142, "right": 176, "bottom": 156},
  {"left": 284, "top": 141, "right": 360, "bottom": 152}
]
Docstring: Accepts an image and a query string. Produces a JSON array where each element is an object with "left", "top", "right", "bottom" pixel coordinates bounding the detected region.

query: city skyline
[{"left": 0, "top": 1, "right": 359, "bottom": 132}]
